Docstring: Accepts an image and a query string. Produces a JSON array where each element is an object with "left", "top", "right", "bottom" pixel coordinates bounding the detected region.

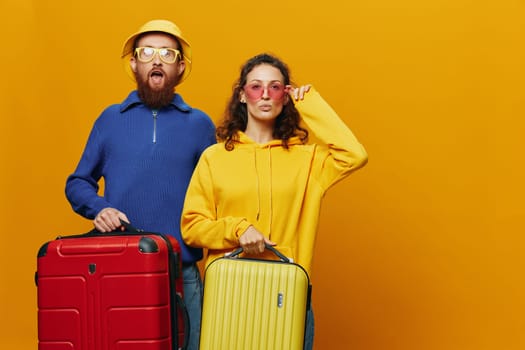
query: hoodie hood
[{"left": 236, "top": 131, "right": 303, "bottom": 148}]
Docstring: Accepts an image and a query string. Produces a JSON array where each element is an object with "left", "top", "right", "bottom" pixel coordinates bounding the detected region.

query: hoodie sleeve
[
  {"left": 294, "top": 86, "right": 368, "bottom": 191},
  {"left": 181, "top": 148, "right": 252, "bottom": 250}
]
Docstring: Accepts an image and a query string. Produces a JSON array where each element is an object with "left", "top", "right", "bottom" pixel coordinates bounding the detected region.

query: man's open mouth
[{"left": 150, "top": 70, "right": 164, "bottom": 83}]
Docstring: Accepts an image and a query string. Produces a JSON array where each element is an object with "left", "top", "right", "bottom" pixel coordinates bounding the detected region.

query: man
[{"left": 65, "top": 19, "right": 216, "bottom": 350}]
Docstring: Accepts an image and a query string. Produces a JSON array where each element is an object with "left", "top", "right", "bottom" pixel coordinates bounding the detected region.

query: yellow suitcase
[{"left": 199, "top": 245, "right": 311, "bottom": 350}]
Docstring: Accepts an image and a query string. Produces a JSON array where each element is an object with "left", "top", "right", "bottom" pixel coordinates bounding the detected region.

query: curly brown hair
[{"left": 216, "top": 53, "right": 309, "bottom": 151}]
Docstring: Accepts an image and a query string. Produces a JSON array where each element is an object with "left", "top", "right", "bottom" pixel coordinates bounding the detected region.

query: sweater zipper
[{"left": 152, "top": 109, "right": 158, "bottom": 143}]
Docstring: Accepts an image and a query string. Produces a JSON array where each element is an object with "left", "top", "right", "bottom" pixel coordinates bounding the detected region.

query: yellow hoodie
[{"left": 181, "top": 87, "right": 368, "bottom": 277}]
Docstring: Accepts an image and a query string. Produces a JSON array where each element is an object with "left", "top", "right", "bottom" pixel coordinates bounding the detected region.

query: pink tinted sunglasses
[{"left": 243, "top": 82, "right": 290, "bottom": 100}]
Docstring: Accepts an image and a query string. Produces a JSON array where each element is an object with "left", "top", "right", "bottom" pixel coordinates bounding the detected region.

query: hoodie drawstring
[
  {"left": 268, "top": 147, "right": 273, "bottom": 240},
  {"left": 253, "top": 146, "right": 273, "bottom": 238},
  {"left": 254, "top": 148, "right": 260, "bottom": 221}
]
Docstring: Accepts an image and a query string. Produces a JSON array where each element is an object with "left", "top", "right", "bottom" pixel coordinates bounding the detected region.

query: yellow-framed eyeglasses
[{"left": 134, "top": 47, "right": 181, "bottom": 64}]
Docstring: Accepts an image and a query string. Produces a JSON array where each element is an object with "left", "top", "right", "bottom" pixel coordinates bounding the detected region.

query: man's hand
[{"left": 94, "top": 208, "right": 130, "bottom": 232}]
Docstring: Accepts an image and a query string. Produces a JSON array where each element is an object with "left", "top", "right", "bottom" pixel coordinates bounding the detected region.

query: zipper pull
[{"left": 152, "top": 109, "right": 158, "bottom": 143}]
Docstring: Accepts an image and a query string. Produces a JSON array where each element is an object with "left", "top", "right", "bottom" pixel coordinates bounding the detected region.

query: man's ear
[
  {"left": 130, "top": 57, "right": 137, "bottom": 73},
  {"left": 177, "top": 60, "right": 186, "bottom": 76}
]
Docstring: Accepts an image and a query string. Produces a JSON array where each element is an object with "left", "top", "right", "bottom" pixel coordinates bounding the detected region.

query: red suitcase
[{"left": 35, "top": 224, "right": 188, "bottom": 350}]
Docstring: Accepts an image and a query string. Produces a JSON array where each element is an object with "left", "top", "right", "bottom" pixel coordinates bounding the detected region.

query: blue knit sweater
[{"left": 65, "top": 91, "right": 216, "bottom": 263}]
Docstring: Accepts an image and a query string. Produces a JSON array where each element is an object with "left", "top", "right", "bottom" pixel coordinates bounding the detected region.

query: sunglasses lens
[
  {"left": 244, "top": 83, "right": 286, "bottom": 100},
  {"left": 139, "top": 47, "right": 155, "bottom": 60},
  {"left": 245, "top": 84, "right": 264, "bottom": 100},
  {"left": 159, "top": 49, "right": 177, "bottom": 63},
  {"left": 268, "top": 84, "right": 285, "bottom": 99}
]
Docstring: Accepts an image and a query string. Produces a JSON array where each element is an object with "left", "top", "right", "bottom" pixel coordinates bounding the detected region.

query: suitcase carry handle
[
  {"left": 56, "top": 219, "right": 142, "bottom": 239},
  {"left": 85, "top": 219, "right": 142, "bottom": 236},
  {"left": 228, "top": 244, "right": 291, "bottom": 263}
]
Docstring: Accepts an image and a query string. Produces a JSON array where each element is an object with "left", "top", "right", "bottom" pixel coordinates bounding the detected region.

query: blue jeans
[
  {"left": 304, "top": 307, "right": 314, "bottom": 350},
  {"left": 182, "top": 263, "right": 203, "bottom": 350}
]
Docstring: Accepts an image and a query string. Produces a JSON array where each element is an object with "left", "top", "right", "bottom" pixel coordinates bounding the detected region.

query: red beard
[{"left": 135, "top": 70, "right": 178, "bottom": 109}]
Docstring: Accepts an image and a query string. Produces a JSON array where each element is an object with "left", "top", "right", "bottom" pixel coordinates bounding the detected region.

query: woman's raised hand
[{"left": 287, "top": 84, "right": 312, "bottom": 101}]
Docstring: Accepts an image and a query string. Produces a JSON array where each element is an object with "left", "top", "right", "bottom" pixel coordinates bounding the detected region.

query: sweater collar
[{"left": 119, "top": 90, "right": 192, "bottom": 113}]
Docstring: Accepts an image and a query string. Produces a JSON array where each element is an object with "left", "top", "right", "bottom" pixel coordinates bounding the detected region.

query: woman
[{"left": 181, "top": 53, "right": 368, "bottom": 349}]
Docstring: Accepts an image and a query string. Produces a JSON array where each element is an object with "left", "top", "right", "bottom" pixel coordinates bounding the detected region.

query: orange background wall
[{"left": 1, "top": 1, "right": 524, "bottom": 349}]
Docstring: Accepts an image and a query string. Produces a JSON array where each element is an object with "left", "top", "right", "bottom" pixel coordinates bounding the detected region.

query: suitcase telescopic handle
[{"left": 228, "top": 244, "right": 290, "bottom": 263}]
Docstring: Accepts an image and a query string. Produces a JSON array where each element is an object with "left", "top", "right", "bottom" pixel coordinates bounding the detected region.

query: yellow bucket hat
[{"left": 121, "top": 19, "right": 192, "bottom": 86}]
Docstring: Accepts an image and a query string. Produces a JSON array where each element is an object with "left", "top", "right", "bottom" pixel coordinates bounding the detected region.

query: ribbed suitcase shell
[
  {"left": 200, "top": 252, "right": 310, "bottom": 350},
  {"left": 36, "top": 231, "right": 185, "bottom": 350}
]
